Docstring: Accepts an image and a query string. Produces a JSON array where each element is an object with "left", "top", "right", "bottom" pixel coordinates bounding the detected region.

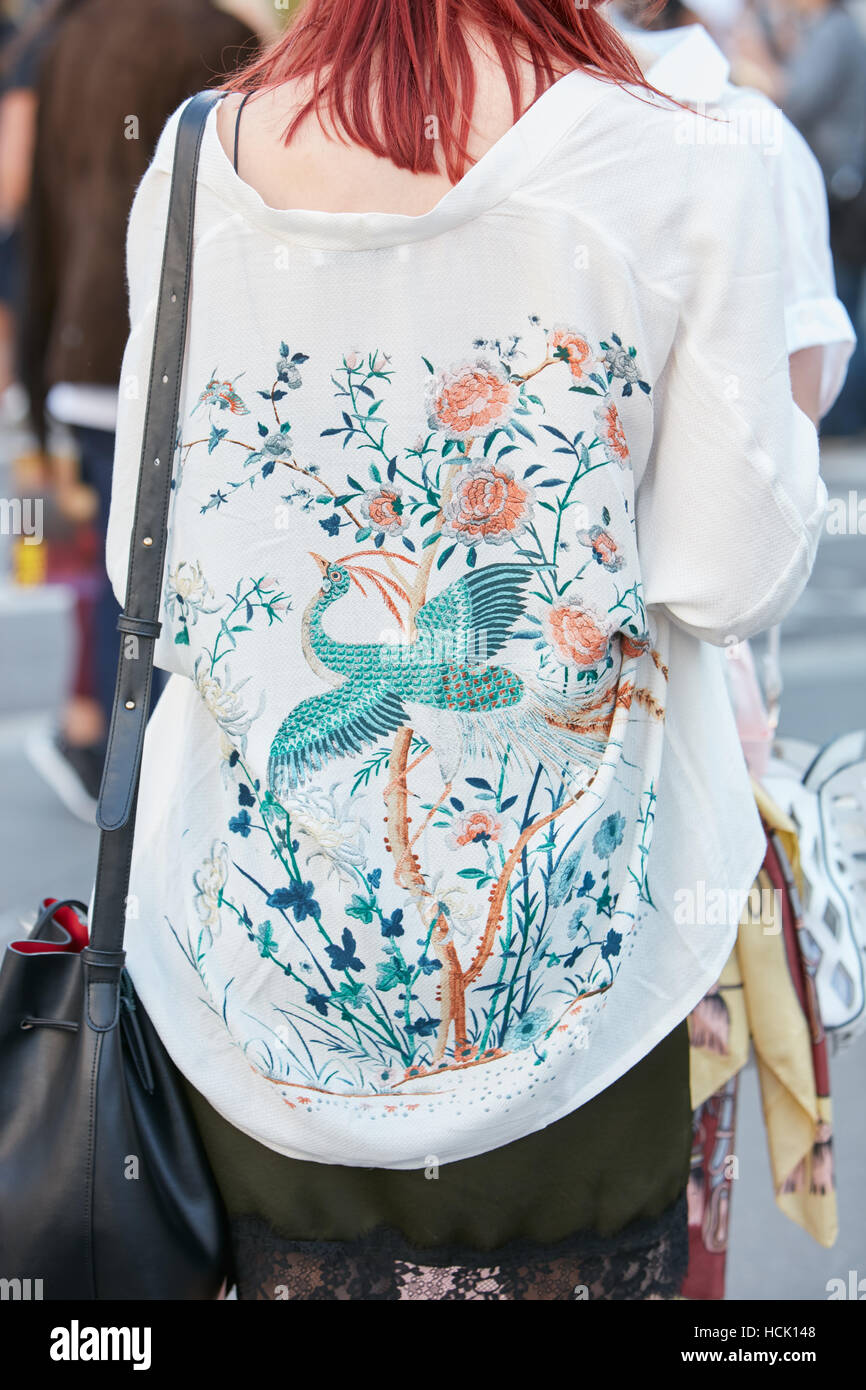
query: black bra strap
[{"left": 233, "top": 90, "right": 254, "bottom": 174}]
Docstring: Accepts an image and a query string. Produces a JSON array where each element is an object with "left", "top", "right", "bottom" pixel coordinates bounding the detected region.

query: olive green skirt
[{"left": 183, "top": 1020, "right": 691, "bottom": 1297}]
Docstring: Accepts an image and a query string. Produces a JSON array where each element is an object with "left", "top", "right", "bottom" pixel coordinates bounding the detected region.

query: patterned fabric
[
  {"left": 105, "top": 76, "right": 824, "bottom": 1168},
  {"left": 682, "top": 1074, "right": 739, "bottom": 1302},
  {"left": 156, "top": 329, "right": 667, "bottom": 1099},
  {"left": 683, "top": 788, "right": 838, "bottom": 1300}
]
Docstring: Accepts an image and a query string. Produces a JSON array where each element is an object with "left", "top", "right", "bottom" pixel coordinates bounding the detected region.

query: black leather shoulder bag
[{"left": 0, "top": 90, "right": 231, "bottom": 1300}]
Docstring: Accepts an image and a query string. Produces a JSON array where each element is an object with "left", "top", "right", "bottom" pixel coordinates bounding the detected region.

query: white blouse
[{"left": 104, "top": 67, "right": 826, "bottom": 1167}]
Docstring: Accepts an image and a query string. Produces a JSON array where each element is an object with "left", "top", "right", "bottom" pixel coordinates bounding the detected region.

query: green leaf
[
  {"left": 421, "top": 356, "right": 435, "bottom": 374},
  {"left": 436, "top": 543, "right": 456, "bottom": 570},
  {"left": 354, "top": 527, "right": 372, "bottom": 542},
  {"left": 345, "top": 894, "right": 376, "bottom": 924}
]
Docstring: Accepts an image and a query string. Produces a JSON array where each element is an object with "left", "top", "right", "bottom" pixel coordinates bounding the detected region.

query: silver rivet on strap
[
  {"left": 142, "top": 537, "right": 153, "bottom": 546},
  {"left": 124, "top": 700, "right": 135, "bottom": 710}
]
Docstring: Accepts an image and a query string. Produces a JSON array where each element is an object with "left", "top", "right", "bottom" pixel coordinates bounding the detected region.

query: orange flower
[
  {"left": 448, "top": 809, "right": 503, "bottom": 848},
  {"left": 548, "top": 327, "right": 595, "bottom": 381},
  {"left": 545, "top": 601, "right": 614, "bottom": 670},
  {"left": 594, "top": 397, "right": 630, "bottom": 468},
  {"left": 621, "top": 633, "right": 651, "bottom": 659},
  {"left": 576, "top": 524, "right": 624, "bottom": 573},
  {"left": 427, "top": 359, "right": 516, "bottom": 441},
  {"left": 442, "top": 462, "right": 534, "bottom": 546},
  {"left": 362, "top": 486, "right": 406, "bottom": 535}
]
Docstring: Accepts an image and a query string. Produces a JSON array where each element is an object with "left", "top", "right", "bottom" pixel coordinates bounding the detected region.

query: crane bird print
[{"left": 267, "top": 549, "right": 609, "bottom": 797}]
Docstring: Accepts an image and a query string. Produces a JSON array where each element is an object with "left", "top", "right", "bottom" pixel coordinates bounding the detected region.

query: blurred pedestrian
[
  {"left": 731, "top": 0, "right": 866, "bottom": 435},
  {"left": 18, "top": 0, "right": 256, "bottom": 819},
  {"left": 0, "top": 0, "right": 51, "bottom": 422}
]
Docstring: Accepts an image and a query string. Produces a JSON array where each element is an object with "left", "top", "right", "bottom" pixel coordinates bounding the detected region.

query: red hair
[{"left": 224, "top": 0, "right": 681, "bottom": 182}]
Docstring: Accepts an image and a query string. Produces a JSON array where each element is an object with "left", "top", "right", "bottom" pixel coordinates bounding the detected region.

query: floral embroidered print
[{"left": 155, "top": 318, "right": 668, "bottom": 1109}]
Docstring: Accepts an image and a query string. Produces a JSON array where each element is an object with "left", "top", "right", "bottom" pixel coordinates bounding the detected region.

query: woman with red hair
[{"left": 106, "top": 0, "right": 826, "bottom": 1298}]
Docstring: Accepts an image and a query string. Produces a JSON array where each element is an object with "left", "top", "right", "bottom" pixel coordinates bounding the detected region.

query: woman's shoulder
[{"left": 551, "top": 73, "right": 776, "bottom": 268}]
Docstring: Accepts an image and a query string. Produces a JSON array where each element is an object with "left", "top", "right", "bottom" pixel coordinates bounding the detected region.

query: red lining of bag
[{"left": 11, "top": 899, "right": 89, "bottom": 954}]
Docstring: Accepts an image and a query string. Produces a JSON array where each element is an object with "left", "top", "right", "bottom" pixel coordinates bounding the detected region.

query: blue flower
[
  {"left": 267, "top": 879, "right": 320, "bottom": 921},
  {"left": 502, "top": 1008, "right": 552, "bottom": 1051},
  {"left": 592, "top": 812, "right": 626, "bottom": 859},
  {"left": 406, "top": 1015, "right": 438, "bottom": 1037},
  {"left": 601, "top": 928, "right": 622, "bottom": 961},
  {"left": 228, "top": 809, "right": 252, "bottom": 838},
  {"left": 381, "top": 908, "right": 404, "bottom": 939},
  {"left": 548, "top": 851, "right": 583, "bottom": 907},
  {"left": 416, "top": 953, "right": 442, "bottom": 976},
  {"left": 237, "top": 783, "right": 255, "bottom": 808},
  {"left": 305, "top": 987, "right": 330, "bottom": 1017},
  {"left": 567, "top": 903, "right": 589, "bottom": 940},
  {"left": 576, "top": 870, "right": 595, "bottom": 897},
  {"left": 325, "top": 927, "right": 364, "bottom": 973},
  {"left": 319, "top": 513, "right": 342, "bottom": 537},
  {"left": 367, "top": 868, "right": 382, "bottom": 889}
]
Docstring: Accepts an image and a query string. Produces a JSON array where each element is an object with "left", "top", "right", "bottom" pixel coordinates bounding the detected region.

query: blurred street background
[{"left": 0, "top": 0, "right": 864, "bottom": 1301}]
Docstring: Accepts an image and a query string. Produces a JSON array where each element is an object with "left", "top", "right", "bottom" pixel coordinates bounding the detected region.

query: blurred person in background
[
  {"left": 730, "top": 0, "right": 866, "bottom": 436},
  {"left": 16, "top": 0, "right": 257, "bottom": 820},
  {"left": 610, "top": 0, "right": 853, "bottom": 1297},
  {"left": 0, "top": 0, "right": 51, "bottom": 423},
  {"left": 612, "top": 0, "right": 855, "bottom": 429}
]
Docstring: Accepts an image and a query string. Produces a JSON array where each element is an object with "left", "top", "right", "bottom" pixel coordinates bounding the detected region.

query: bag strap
[{"left": 88, "top": 90, "right": 222, "bottom": 962}]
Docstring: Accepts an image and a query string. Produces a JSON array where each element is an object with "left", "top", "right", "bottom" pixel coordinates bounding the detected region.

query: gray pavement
[{"left": 0, "top": 428, "right": 864, "bottom": 1299}]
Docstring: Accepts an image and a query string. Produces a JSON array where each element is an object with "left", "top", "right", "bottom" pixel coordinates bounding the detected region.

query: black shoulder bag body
[{"left": 0, "top": 91, "right": 231, "bottom": 1300}]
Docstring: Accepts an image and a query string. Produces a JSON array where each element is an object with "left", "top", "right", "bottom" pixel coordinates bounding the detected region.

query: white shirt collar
[{"left": 609, "top": 18, "right": 732, "bottom": 103}]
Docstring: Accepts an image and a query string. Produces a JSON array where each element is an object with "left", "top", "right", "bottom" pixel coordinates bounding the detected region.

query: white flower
[
  {"left": 193, "top": 656, "right": 263, "bottom": 754},
  {"left": 276, "top": 783, "right": 369, "bottom": 883},
  {"left": 164, "top": 560, "right": 220, "bottom": 624},
  {"left": 192, "top": 840, "right": 228, "bottom": 943},
  {"left": 428, "top": 874, "right": 483, "bottom": 940}
]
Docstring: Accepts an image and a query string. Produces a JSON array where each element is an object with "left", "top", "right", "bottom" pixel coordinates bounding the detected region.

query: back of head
[{"left": 226, "top": 0, "right": 673, "bottom": 181}]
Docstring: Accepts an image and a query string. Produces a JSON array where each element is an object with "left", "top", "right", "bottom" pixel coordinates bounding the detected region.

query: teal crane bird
[{"left": 267, "top": 552, "right": 608, "bottom": 796}]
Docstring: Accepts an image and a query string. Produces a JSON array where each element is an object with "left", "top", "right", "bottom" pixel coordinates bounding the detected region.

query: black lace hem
[{"left": 229, "top": 1192, "right": 688, "bottom": 1300}]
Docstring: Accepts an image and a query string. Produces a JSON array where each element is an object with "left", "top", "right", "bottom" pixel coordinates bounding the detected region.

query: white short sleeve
[{"left": 636, "top": 135, "right": 827, "bottom": 646}]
